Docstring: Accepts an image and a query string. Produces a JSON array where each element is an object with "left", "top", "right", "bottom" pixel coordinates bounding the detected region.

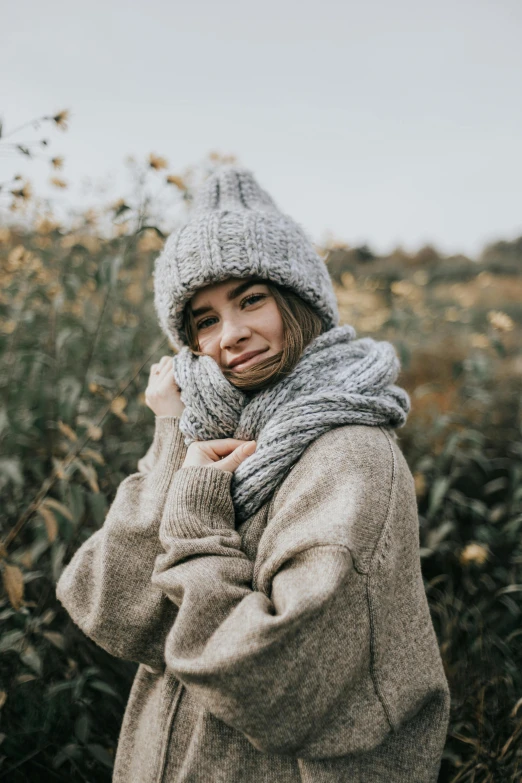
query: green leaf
[
  {"left": 74, "top": 712, "right": 90, "bottom": 743},
  {"left": 86, "top": 743, "right": 114, "bottom": 768},
  {"left": 19, "top": 644, "right": 43, "bottom": 675},
  {"left": 426, "top": 520, "right": 454, "bottom": 550},
  {"left": 89, "top": 679, "right": 122, "bottom": 700},
  {"left": 52, "top": 743, "right": 82, "bottom": 769},
  {"left": 87, "top": 491, "right": 108, "bottom": 528},
  {"left": 68, "top": 483, "right": 86, "bottom": 527},
  {"left": 0, "top": 629, "right": 25, "bottom": 653},
  {"left": 427, "top": 476, "right": 451, "bottom": 520},
  {"left": 0, "top": 457, "right": 24, "bottom": 490},
  {"left": 51, "top": 541, "right": 67, "bottom": 582},
  {"left": 496, "top": 584, "right": 522, "bottom": 596},
  {"left": 47, "top": 681, "right": 75, "bottom": 698}
]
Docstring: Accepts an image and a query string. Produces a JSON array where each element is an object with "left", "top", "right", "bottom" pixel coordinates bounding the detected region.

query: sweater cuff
[
  {"left": 161, "top": 466, "right": 235, "bottom": 538},
  {"left": 146, "top": 416, "right": 187, "bottom": 494}
]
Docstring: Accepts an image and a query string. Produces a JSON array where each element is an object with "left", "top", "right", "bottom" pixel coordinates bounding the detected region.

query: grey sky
[{"left": 2, "top": 0, "right": 521, "bottom": 257}]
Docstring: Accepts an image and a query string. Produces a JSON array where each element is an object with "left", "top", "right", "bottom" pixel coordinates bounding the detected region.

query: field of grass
[{"left": 0, "top": 140, "right": 521, "bottom": 780}]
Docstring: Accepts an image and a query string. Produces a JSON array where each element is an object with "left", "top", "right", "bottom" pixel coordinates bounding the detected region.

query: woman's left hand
[
  {"left": 182, "top": 439, "right": 257, "bottom": 473},
  {"left": 145, "top": 355, "right": 185, "bottom": 418}
]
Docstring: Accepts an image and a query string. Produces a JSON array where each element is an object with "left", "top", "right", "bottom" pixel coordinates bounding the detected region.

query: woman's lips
[{"left": 228, "top": 348, "right": 269, "bottom": 371}]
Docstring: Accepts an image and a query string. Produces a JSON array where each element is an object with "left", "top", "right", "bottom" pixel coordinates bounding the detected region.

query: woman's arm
[
  {"left": 150, "top": 428, "right": 400, "bottom": 758},
  {"left": 136, "top": 415, "right": 176, "bottom": 475},
  {"left": 56, "top": 416, "right": 187, "bottom": 671}
]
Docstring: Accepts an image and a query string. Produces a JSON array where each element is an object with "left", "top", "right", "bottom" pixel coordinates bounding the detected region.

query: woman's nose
[{"left": 219, "top": 318, "right": 251, "bottom": 350}]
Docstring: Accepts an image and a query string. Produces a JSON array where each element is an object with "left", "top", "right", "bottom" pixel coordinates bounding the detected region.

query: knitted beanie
[{"left": 152, "top": 165, "right": 339, "bottom": 349}]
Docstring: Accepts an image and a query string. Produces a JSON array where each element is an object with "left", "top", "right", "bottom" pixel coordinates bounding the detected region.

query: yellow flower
[
  {"left": 166, "top": 174, "right": 187, "bottom": 190},
  {"left": 10, "top": 181, "right": 32, "bottom": 200},
  {"left": 36, "top": 216, "right": 60, "bottom": 234},
  {"left": 459, "top": 543, "right": 489, "bottom": 566},
  {"left": 83, "top": 208, "right": 98, "bottom": 226},
  {"left": 208, "top": 151, "right": 237, "bottom": 164},
  {"left": 57, "top": 420, "right": 78, "bottom": 442},
  {"left": 7, "top": 245, "right": 29, "bottom": 269},
  {"left": 50, "top": 177, "right": 68, "bottom": 189},
  {"left": 477, "top": 271, "right": 493, "bottom": 288},
  {"left": 413, "top": 472, "right": 426, "bottom": 498},
  {"left": 412, "top": 270, "right": 429, "bottom": 286},
  {"left": 148, "top": 153, "right": 168, "bottom": 170},
  {"left": 391, "top": 280, "right": 414, "bottom": 297},
  {"left": 0, "top": 320, "right": 17, "bottom": 335},
  {"left": 340, "top": 272, "right": 356, "bottom": 289},
  {"left": 87, "top": 424, "right": 103, "bottom": 441},
  {"left": 470, "top": 333, "right": 489, "bottom": 349},
  {"left": 52, "top": 109, "right": 70, "bottom": 130},
  {"left": 444, "top": 307, "right": 460, "bottom": 322},
  {"left": 113, "top": 221, "right": 130, "bottom": 237},
  {"left": 110, "top": 396, "right": 128, "bottom": 423},
  {"left": 487, "top": 310, "right": 514, "bottom": 332},
  {"left": 137, "top": 229, "right": 164, "bottom": 253}
]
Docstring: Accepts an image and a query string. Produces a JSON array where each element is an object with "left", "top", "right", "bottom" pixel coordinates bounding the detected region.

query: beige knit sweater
[{"left": 55, "top": 416, "right": 450, "bottom": 782}]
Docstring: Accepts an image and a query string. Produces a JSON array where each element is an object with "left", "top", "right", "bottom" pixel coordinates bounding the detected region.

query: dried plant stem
[{"left": 1, "top": 334, "right": 168, "bottom": 551}]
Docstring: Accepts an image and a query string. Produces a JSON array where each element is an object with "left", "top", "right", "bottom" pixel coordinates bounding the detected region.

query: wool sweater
[{"left": 55, "top": 416, "right": 451, "bottom": 782}]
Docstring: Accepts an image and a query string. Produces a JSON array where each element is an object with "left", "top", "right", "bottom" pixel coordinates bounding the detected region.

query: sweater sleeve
[
  {"left": 150, "top": 461, "right": 378, "bottom": 757},
  {"left": 55, "top": 416, "right": 187, "bottom": 671}
]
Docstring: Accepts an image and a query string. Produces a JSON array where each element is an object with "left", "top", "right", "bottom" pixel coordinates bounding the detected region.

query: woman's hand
[
  {"left": 182, "top": 439, "right": 257, "bottom": 473},
  {"left": 145, "top": 355, "right": 185, "bottom": 418}
]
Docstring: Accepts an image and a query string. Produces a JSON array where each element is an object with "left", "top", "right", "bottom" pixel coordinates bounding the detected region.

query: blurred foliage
[{"left": 0, "top": 110, "right": 521, "bottom": 780}]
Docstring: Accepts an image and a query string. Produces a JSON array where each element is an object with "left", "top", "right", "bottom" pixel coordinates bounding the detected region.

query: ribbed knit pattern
[
  {"left": 161, "top": 466, "right": 234, "bottom": 538},
  {"left": 55, "top": 416, "right": 186, "bottom": 671},
  {"left": 173, "top": 323, "right": 411, "bottom": 522},
  {"left": 152, "top": 165, "right": 340, "bottom": 349}
]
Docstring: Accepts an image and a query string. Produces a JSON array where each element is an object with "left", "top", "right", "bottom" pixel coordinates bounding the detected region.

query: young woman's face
[{"left": 189, "top": 277, "right": 284, "bottom": 372}]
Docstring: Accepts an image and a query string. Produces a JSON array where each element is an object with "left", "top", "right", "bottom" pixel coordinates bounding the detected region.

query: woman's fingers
[
  {"left": 214, "top": 441, "right": 257, "bottom": 473},
  {"left": 145, "top": 356, "right": 184, "bottom": 417},
  {"left": 203, "top": 439, "right": 255, "bottom": 458},
  {"left": 150, "top": 356, "right": 173, "bottom": 376},
  {"left": 182, "top": 439, "right": 256, "bottom": 471},
  {"left": 149, "top": 358, "right": 177, "bottom": 391}
]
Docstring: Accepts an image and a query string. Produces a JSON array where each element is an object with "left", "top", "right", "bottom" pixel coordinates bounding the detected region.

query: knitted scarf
[{"left": 172, "top": 325, "right": 410, "bottom": 523}]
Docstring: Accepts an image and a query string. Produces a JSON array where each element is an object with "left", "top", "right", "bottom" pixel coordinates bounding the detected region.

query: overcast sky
[{"left": 2, "top": 0, "right": 521, "bottom": 258}]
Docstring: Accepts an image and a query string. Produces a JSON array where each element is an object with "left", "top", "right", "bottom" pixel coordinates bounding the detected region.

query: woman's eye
[
  {"left": 242, "top": 293, "right": 266, "bottom": 307},
  {"left": 196, "top": 316, "right": 218, "bottom": 330},
  {"left": 197, "top": 294, "right": 266, "bottom": 329}
]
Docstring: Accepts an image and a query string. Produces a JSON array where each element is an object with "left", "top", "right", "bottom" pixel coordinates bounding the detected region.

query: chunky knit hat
[{"left": 153, "top": 165, "right": 339, "bottom": 349}]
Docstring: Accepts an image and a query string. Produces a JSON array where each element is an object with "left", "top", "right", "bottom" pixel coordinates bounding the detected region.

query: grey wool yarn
[
  {"left": 173, "top": 324, "right": 411, "bottom": 523},
  {"left": 153, "top": 164, "right": 339, "bottom": 350},
  {"left": 153, "top": 163, "right": 411, "bottom": 522}
]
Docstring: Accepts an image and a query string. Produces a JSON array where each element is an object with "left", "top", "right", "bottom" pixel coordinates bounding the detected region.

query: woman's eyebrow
[{"left": 191, "top": 278, "right": 264, "bottom": 318}]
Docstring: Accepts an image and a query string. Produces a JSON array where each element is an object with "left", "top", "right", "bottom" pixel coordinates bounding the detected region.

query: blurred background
[{"left": 1, "top": 1, "right": 521, "bottom": 780}]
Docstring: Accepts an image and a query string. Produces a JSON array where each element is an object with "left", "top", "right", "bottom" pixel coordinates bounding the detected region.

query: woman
[{"left": 56, "top": 165, "right": 450, "bottom": 782}]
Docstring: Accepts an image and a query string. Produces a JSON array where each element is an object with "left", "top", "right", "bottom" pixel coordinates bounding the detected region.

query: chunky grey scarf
[{"left": 172, "top": 325, "right": 410, "bottom": 523}]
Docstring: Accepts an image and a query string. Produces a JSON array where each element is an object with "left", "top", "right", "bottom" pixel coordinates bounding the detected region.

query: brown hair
[{"left": 182, "top": 280, "right": 323, "bottom": 392}]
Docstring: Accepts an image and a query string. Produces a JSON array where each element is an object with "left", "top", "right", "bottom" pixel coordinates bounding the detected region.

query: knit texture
[
  {"left": 173, "top": 323, "right": 411, "bottom": 522},
  {"left": 153, "top": 164, "right": 339, "bottom": 349},
  {"left": 55, "top": 416, "right": 451, "bottom": 782}
]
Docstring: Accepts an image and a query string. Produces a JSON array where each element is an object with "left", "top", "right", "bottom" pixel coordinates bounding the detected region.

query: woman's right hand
[
  {"left": 182, "top": 439, "right": 257, "bottom": 473},
  {"left": 145, "top": 355, "right": 185, "bottom": 418}
]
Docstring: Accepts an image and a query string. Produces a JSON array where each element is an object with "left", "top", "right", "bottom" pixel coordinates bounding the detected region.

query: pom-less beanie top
[{"left": 152, "top": 165, "right": 339, "bottom": 349}]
